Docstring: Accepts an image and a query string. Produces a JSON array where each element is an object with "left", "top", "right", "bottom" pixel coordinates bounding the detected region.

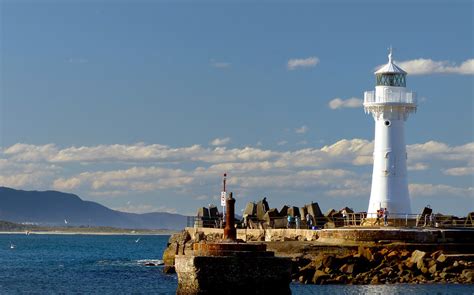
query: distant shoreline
[{"left": 0, "top": 230, "right": 176, "bottom": 236}]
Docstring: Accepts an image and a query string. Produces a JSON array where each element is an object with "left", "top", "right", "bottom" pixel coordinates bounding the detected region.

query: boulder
[
  {"left": 461, "top": 269, "right": 474, "bottom": 281},
  {"left": 196, "top": 207, "right": 209, "bottom": 217},
  {"left": 437, "top": 254, "right": 447, "bottom": 263},
  {"left": 243, "top": 202, "right": 256, "bottom": 216},
  {"left": 339, "top": 263, "right": 355, "bottom": 274},
  {"left": 256, "top": 201, "right": 266, "bottom": 220},
  {"left": 410, "top": 250, "right": 426, "bottom": 270},
  {"left": 387, "top": 250, "right": 398, "bottom": 260},
  {"left": 429, "top": 264, "right": 437, "bottom": 274},
  {"left": 312, "top": 270, "right": 330, "bottom": 284},
  {"left": 287, "top": 206, "right": 300, "bottom": 217},
  {"left": 279, "top": 205, "right": 289, "bottom": 217},
  {"left": 358, "top": 246, "right": 374, "bottom": 262}
]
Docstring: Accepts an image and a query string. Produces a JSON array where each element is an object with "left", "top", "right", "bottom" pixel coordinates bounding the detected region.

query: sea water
[{"left": 0, "top": 234, "right": 473, "bottom": 294}]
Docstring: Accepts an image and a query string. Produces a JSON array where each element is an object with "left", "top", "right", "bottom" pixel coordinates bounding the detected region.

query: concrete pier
[{"left": 174, "top": 193, "right": 292, "bottom": 295}]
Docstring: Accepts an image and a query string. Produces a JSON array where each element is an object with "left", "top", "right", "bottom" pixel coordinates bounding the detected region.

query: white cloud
[
  {"left": 328, "top": 97, "right": 363, "bottom": 109},
  {"left": 408, "top": 163, "right": 429, "bottom": 171},
  {"left": 443, "top": 167, "right": 474, "bottom": 176},
  {"left": 1, "top": 139, "right": 472, "bottom": 206},
  {"left": 287, "top": 56, "right": 319, "bottom": 70},
  {"left": 295, "top": 125, "right": 309, "bottom": 134},
  {"left": 114, "top": 204, "right": 177, "bottom": 214},
  {"left": 391, "top": 58, "right": 474, "bottom": 75},
  {"left": 409, "top": 183, "right": 474, "bottom": 198},
  {"left": 277, "top": 140, "right": 288, "bottom": 146},
  {"left": 210, "top": 59, "right": 231, "bottom": 69},
  {"left": 210, "top": 137, "right": 231, "bottom": 146}
]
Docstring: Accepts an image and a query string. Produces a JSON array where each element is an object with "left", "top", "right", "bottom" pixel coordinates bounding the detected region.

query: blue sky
[{"left": 1, "top": 0, "right": 473, "bottom": 216}]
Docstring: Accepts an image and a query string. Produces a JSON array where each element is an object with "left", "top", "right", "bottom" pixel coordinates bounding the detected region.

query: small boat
[
  {"left": 10, "top": 242, "right": 15, "bottom": 249},
  {"left": 135, "top": 237, "right": 141, "bottom": 243}
]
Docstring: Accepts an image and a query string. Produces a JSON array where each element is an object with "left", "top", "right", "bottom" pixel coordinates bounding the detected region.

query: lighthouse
[{"left": 364, "top": 48, "right": 417, "bottom": 216}]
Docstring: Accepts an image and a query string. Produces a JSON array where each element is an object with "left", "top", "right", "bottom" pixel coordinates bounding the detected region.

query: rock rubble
[{"left": 293, "top": 247, "right": 474, "bottom": 285}]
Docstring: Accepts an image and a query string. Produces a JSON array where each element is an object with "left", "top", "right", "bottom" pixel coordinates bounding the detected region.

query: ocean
[{"left": 0, "top": 234, "right": 472, "bottom": 294}]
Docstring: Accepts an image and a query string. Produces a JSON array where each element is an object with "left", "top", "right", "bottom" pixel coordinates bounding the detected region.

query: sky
[{"left": 0, "top": 0, "right": 473, "bottom": 216}]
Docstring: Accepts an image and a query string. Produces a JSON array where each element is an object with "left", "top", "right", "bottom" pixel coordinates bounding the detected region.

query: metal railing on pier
[{"left": 187, "top": 212, "right": 473, "bottom": 229}]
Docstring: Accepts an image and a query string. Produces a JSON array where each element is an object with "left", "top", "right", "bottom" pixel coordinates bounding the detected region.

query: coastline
[{"left": 0, "top": 230, "right": 177, "bottom": 236}]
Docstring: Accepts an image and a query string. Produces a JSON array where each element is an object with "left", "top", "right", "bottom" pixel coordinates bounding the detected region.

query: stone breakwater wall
[
  {"left": 294, "top": 247, "right": 474, "bottom": 285},
  {"left": 317, "top": 228, "right": 474, "bottom": 244},
  {"left": 162, "top": 227, "right": 474, "bottom": 283}
]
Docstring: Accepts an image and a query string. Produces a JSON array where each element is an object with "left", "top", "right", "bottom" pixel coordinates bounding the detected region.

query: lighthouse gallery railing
[{"left": 364, "top": 90, "right": 417, "bottom": 105}]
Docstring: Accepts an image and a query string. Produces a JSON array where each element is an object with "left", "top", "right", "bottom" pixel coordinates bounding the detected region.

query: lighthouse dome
[{"left": 374, "top": 48, "right": 407, "bottom": 87}]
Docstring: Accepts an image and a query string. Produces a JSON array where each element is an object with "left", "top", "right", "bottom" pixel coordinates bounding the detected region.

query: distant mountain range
[{"left": 0, "top": 187, "right": 188, "bottom": 230}]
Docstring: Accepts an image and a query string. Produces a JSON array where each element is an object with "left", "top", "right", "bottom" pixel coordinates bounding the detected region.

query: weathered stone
[
  {"left": 437, "top": 254, "right": 447, "bottom": 263},
  {"left": 322, "top": 255, "right": 335, "bottom": 268},
  {"left": 410, "top": 250, "right": 426, "bottom": 270},
  {"left": 358, "top": 246, "right": 374, "bottom": 262},
  {"left": 196, "top": 207, "right": 209, "bottom": 217},
  {"left": 400, "top": 250, "right": 410, "bottom": 258},
  {"left": 387, "top": 250, "right": 398, "bottom": 260},
  {"left": 279, "top": 205, "right": 289, "bottom": 217},
  {"left": 256, "top": 201, "right": 266, "bottom": 220},
  {"left": 208, "top": 205, "right": 219, "bottom": 218},
  {"left": 163, "top": 265, "right": 176, "bottom": 274},
  {"left": 312, "top": 270, "right": 330, "bottom": 284},
  {"left": 429, "top": 264, "right": 437, "bottom": 274},
  {"left": 370, "top": 275, "right": 379, "bottom": 284},
  {"left": 243, "top": 202, "right": 256, "bottom": 216},
  {"left": 431, "top": 250, "right": 443, "bottom": 260},
  {"left": 379, "top": 248, "right": 389, "bottom": 256},
  {"left": 287, "top": 206, "right": 300, "bottom": 217},
  {"left": 175, "top": 254, "right": 292, "bottom": 294},
  {"left": 462, "top": 269, "right": 474, "bottom": 281},
  {"left": 339, "top": 263, "right": 355, "bottom": 274}
]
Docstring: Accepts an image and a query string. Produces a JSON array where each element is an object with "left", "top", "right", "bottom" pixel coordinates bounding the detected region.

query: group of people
[
  {"left": 287, "top": 213, "right": 314, "bottom": 229},
  {"left": 374, "top": 207, "right": 389, "bottom": 226}
]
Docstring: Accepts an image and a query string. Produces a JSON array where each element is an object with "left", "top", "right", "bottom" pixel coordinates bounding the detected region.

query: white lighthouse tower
[{"left": 364, "top": 48, "right": 417, "bottom": 216}]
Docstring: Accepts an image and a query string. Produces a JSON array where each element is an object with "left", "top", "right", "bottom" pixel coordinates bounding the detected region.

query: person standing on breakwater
[
  {"left": 383, "top": 208, "right": 389, "bottom": 226},
  {"left": 287, "top": 215, "right": 291, "bottom": 229},
  {"left": 373, "top": 209, "right": 382, "bottom": 226},
  {"left": 295, "top": 215, "right": 301, "bottom": 229},
  {"left": 306, "top": 213, "right": 313, "bottom": 229}
]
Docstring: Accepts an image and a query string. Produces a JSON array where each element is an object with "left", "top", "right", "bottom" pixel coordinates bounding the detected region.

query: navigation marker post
[{"left": 221, "top": 173, "right": 227, "bottom": 227}]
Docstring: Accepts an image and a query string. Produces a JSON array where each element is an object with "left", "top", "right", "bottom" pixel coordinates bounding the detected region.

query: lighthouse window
[
  {"left": 384, "top": 120, "right": 391, "bottom": 126},
  {"left": 376, "top": 74, "right": 406, "bottom": 87}
]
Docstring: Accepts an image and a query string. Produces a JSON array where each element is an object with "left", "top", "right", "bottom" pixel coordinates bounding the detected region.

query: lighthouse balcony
[{"left": 364, "top": 90, "right": 417, "bottom": 105}]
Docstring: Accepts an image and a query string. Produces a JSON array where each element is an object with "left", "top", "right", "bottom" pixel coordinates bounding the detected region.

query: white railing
[{"left": 364, "top": 90, "right": 417, "bottom": 105}]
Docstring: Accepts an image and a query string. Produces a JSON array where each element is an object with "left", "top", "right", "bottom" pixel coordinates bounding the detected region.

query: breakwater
[{"left": 163, "top": 227, "right": 474, "bottom": 285}]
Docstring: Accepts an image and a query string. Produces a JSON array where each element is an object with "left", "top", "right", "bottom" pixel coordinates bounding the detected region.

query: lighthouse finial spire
[{"left": 388, "top": 45, "right": 393, "bottom": 63}]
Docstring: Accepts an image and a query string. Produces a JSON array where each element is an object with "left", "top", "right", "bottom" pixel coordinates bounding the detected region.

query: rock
[
  {"left": 400, "top": 250, "right": 410, "bottom": 258},
  {"left": 312, "top": 270, "right": 330, "bottom": 284},
  {"left": 358, "top": 246, "right": 374, "bottom": 262},
  {"left": 431, "top": 250, "right": 443, "bottom": 260},
  {"left": 370, "top": 275, "right": 379, "bottom": 284},
  {"left": 410, "top": 250, "right": 426, "bottom": 270},
  {"left": 163, "top": 265, "right": 175, "bottom": 274},
  {"left": 379, "top": 248, "right": 389, "bottom": 256},
  {"left": 462, "top": 269, "right": 474, "bottom": 281},
  {"left": 437, "top": 254, "right": 447, "bottom": 263},
  {"left": 421, "top": 266, "right": 428, "bottom": 274},
  {"left": 322, "top": 255, "right": 335, "bottom": 268},
  {"left": 429, "top": 264, "right": 437, "bottom": 274},
  {"left": 194, "top": 231, "right": 205, "bottom": 242},
  {"left": 387, "top": 250, "right": 398, "bottom": 260},
  {"left": 339, "top": 264, "right": 355, "bottom": 274}
]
